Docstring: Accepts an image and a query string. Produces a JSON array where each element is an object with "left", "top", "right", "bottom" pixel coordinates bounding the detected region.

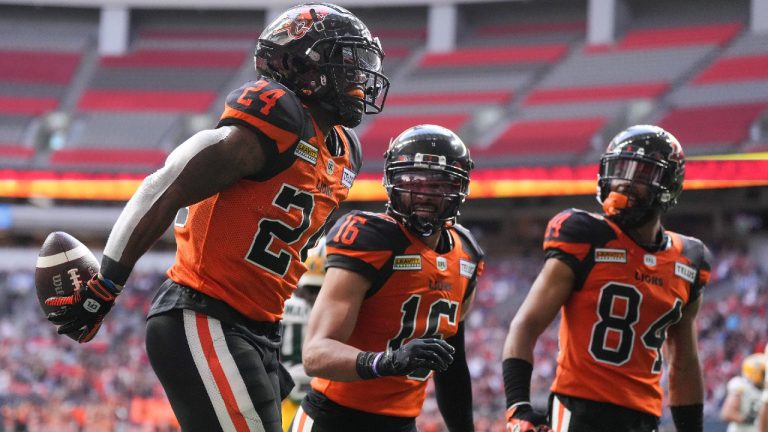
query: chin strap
[{"left": 407, "top": 213, "right": 437, "bottom": 237}]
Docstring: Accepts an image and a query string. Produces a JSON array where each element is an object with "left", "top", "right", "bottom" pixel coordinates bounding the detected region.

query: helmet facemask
[
  {"left": 311, "top": 36, "right": 389, "bottom": 127},
  {"left": 598, "top": 155, "right": 678, "bottom": 228},
  {"left": 385, "top": 157, "right": 470, "bottom": 237}
]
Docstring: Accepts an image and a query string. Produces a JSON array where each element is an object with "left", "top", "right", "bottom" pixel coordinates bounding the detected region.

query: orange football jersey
[
  {"left": 310, "top": 211, "right": 485, "bottom": 417},
  {"left": 543, "top": 209, "right": 711, "bottom": 416},
  {"left": 168, "top": 78, "right": 362, "bottom": 322}
]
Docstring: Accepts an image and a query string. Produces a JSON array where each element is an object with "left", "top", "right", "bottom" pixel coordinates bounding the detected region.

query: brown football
[{"left": 35, "top": 231, "right": 99, "bottom": 316}]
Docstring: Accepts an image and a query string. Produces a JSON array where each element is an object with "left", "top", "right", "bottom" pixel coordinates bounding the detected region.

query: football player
[
  {"left": 501, "top": 125, "right": 711, "bottom": 432},
  {"left": 43, "top": 4, "right": 389, "bottom": 432},
  {"left": 291, "top": 125, "right": 483, "bottom": 432},
  {"left": 721, "top": 352, "right": 766, "bottom": 432},
  {"left": 756, "top": 344, "right": 768, "bottom": 432},
  {"left": 281, "top": 238, "right": 327, "bottom": 432}
]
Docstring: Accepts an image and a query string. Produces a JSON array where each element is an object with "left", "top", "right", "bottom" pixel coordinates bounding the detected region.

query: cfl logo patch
[{"left": 83, "top": 298, "right": 101, "bottom": 313}]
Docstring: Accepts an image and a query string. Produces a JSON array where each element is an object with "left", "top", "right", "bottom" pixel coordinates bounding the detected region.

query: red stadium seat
[
  {"left": 419, "top": 44, "right": 569, "bottom": 68},
  {"left": 77, "top": 89, "right": 216, "bottom": 113},
  {"left": 659, "top": 103, "right": 767, "bottom": 148},
  {"left": 523, "top": 82, "right": 668, "bottom": 105},
  {"left": 693, "top": 55, "right": 768, "bottom": 84},
  {"left": 477, "top": 117, "right": 607, "bottom": 157},
  {"left": 50, "top": 148, "right": 167, "bottom": 167},
  {"left": 370, "top": 28, "right": 426, "bottom": 40},
  {"left": 474, "top": 21, "right": 585, "bottom": 37},
  {"left": 139, "top": 29, "right": 260, "bottom": 40},
  {"left": 0, "top": 50, "right": 81, "bottom": 84},
  {"left": 386, "top": 90, "right": 514, "bottom": 106},
  {"left": 359, "top": 114, "right": 470, "bottom": 160},
  {"left": 586, "top": 22, "right": 742, "bottom": 52},
  {"left": 0, "top": 95, "right": 59, "bottom": 115},
  {"left": 0, "top": 144, "right": 35, "bottom": 161},
  {"left": 100, "top": 50, "right": 245, "bottom": 69}
]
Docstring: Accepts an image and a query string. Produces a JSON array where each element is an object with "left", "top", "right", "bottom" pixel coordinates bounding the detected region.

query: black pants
[
  {"left": 549, "top": 393, "right": 660, "bottom": 432},
  {"left": 146, "top": 308, "right": 286, "bottom": 432},
  {"left": 290, "top": 389, "right": 418, "bottom": 432}
]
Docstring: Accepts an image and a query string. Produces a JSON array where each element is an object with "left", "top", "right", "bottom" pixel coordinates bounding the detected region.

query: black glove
[
  {"left": 505, "top": 403, "right": 550, "bottom": 432},
  {"left": 357, "top": 338, "right": 455, "bottom": 379},
  {"left": 45, "top": 273, "right": 122, "bottom": 343}
]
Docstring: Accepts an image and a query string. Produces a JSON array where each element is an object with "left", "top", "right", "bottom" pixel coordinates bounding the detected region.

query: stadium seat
[
  {"left": 138, "top": 29, "right": 260, "bottom": 41},
  {"left": 476, "top": 117, "right": 607, "bottom": 158},
  {"left": 658, "top": 102, "right": 767, "bottom": 151},
  {"left": 386, "top": 90, "right": 514, "bottom": 106},
  {"left": 0, "top": 50, "right": 81, "bottom": 84},
  {"left": 77, "top": 89, "right": 216, "bottom": 113},
  {"left": 49, "top": 148, "right": 167, "bottom": 168},
  {"left": 473, "top": 20, "right": 585, "bottom": 37},
  {"left": 0, "top": 143, "right": 35, "bottom": 162},
  {"left": 419, "top": 43, "right": 569, "bottom": 68},
  {"left": 693, "top": 54, "right": 768, "bottom": 84},
  {"left": 0, "top": 95, "right": 58, "bottom": 115},
  {"left": 587, "top": 22, "right": 742, "bottom": 52},
  {"left": 523, "top": 82, "right": 668, "bottom": 105},
  {"left": 99, "top": 49, "right": 245, "bottom": 69}
]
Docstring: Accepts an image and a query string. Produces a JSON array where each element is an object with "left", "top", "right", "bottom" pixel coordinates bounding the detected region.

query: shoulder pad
[
  {"left": 326, "top": 211, "right": 404, "bottom": 274},
  {"left": 327, "top": 211, "right": 403, "bottom": 252},
  {"left": 452, "top": 224, "right": 485, "bottom": 262},
  {"left": 727, "top": 376, "right": 747, "bottom": 393},
  {"left": 338, "top": 126, "right": 363, "bottom": 172},
  {"left": 219, "top": 79, "right": 307, "bottom": 141},
  {"left": 544, "top": 208, "right": 614, "bottom": 245},
  {"left": 543, "top": 209, "right": 615, "bottom": 261},
  {"left": 676, "top": 234, "right": 712, "bottom": 271},
  {"left": 675, "top": 233, "right": 712, "bottom": 290}
]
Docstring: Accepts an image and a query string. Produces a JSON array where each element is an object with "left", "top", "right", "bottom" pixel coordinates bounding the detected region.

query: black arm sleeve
[
  {"left": 671, "top": 404, "right": 703, "bottom": 432},
  {"left": 434, "top": 322, "right": 474, "bottom": 432}
]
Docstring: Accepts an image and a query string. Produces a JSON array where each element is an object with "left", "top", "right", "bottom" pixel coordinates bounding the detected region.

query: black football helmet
[
  {"left": 254, "top": 3, "right": 389, "bottom": 128},
  {"left": 597, "top": 125, "right": 685, "bottom": 228},
  {"left": 384, "top": 125, "right": 474, "bottom": 237}
]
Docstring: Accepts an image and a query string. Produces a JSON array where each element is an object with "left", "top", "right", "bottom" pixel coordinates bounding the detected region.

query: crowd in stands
[{"left": 0, "top": 237, "right": 766, "bottom": 432}]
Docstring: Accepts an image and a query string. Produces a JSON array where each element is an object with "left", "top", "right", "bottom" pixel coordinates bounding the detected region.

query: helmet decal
[{"left": 288, "top": 10, "right": 328, "bottom": 39}]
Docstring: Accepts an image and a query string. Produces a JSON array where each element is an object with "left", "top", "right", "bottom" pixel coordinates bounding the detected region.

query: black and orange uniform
[
  {"left": 167, "top": 78, "right": 361, "bottom": 322},
  {"left": 146, "top": 77, "right": 362, "bottom": 432},
  {"left": 542, "top": 208, "right": 711, "bottom": 428},
  {"left": 299, "top": 210, "right": 484, "bottom": 431}
]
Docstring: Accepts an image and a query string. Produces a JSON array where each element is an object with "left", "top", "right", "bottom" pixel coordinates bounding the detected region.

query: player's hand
[
  {"left": 505, "top": 403, "right": 550, "bottom": 432},
  {"left": 45, "top": 273, "right": 122, "bottom": 343},
  {"left": 378, "top": 338, "right": 455, "bottom": 376}
]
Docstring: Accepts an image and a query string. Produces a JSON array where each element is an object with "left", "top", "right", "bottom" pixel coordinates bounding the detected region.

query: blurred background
[{"left": 0, "top": 0, "right": 767, "bottom": 430}]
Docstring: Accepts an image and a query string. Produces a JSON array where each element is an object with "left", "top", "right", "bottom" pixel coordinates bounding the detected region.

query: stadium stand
[
  {"left": 474, "top": 116, "right": 608, "bottom": 165},
  {"left": 585, "top": 22, "right": 742, "bottom": 52},
  {"left": 40, "top": 9, "right": 262, "bottom": 171},
  {"left": 0, "top": 7, "right": 95, "bottom": 168},
  {"left": 658, "top": 102, "right": 768, "bottom": 153}
]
